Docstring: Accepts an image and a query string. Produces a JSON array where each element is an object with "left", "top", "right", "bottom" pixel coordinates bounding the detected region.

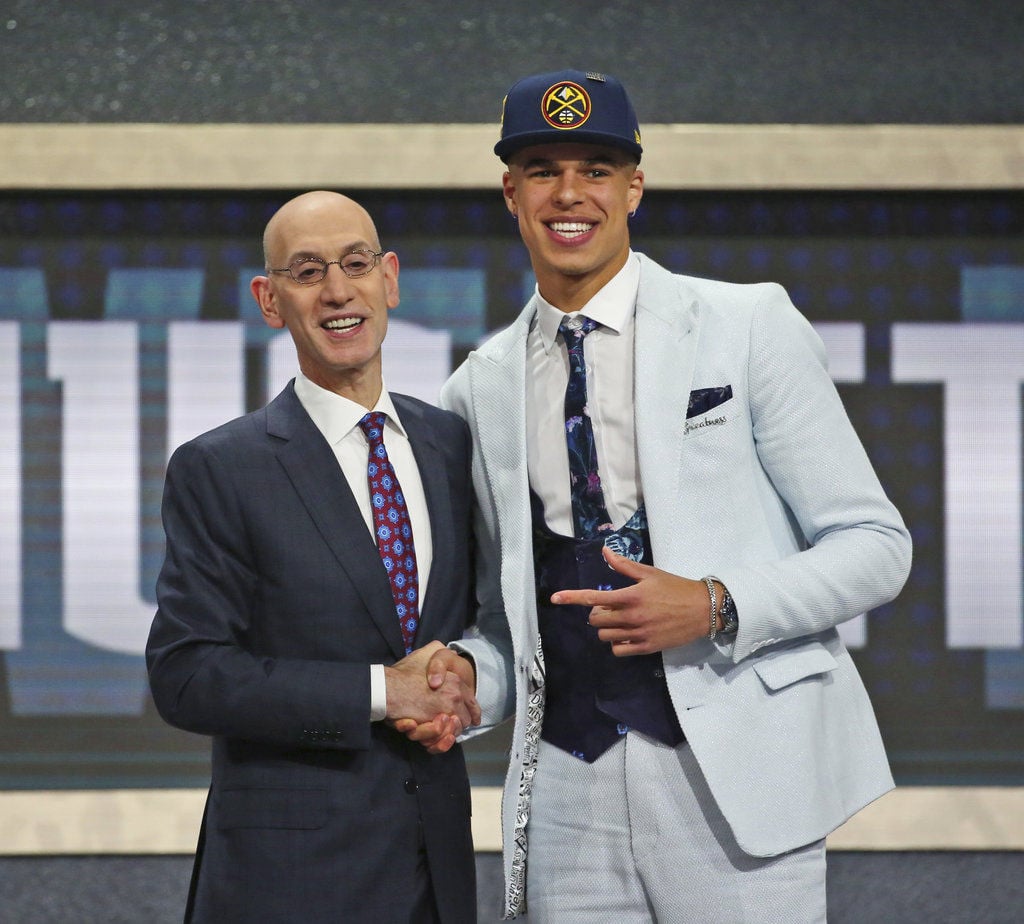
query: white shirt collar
[
  {"left": 293, "top": 372, "right": 406, "bottom": 445},
  {"left": 534, "top": 251, "right": 641, "bottom": 354}
]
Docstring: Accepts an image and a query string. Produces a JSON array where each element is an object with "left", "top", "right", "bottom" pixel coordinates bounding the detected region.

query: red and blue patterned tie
[
  {"left": 358, "top": 412, "right": 419, "bottom": 655},
  {"left": 560, "top": 315, "right": 613, "bottom": 539}
]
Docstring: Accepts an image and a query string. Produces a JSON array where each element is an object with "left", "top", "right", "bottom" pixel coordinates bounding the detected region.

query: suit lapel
[
  {"left": 392, "top": 393, "right": 452, "bottom": 636},
  {"left": 465, "top": 307, "right": 537, "bottom": 649},
  {"left": 634, "top": 255, "right": 701, "bottom": 560},
  {"left": 267, "top": 385, "right": 406, "bottom": 660}
]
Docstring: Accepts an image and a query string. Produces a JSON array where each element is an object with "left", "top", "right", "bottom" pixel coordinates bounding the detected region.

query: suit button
[
  {"left": 404, "top": 779, "right": 418, "bottom": 794},
  {"left": 653, "top": 668, "right": 665, "bottom": 679}
]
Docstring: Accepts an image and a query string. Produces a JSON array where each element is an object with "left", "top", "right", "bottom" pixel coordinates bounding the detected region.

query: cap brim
[{"left": 495, "top": 130, "right": 643, "bottom": 162}]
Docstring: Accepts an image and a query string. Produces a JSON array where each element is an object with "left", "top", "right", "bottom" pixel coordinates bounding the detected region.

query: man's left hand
[
  {"left": 393, "top": 645, "right": 479, "bottom": 754},
  {"left": 551, "top": 547, "right": 716, "bottom": 656}
]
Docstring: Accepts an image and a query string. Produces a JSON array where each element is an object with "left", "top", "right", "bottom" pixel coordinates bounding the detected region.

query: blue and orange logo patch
[{"left": 542, "top": 81, "right": 591, "bottom": 130}]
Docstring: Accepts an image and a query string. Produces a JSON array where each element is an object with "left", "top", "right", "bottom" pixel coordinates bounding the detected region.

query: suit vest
[{"left": 531, "top": 493, "right": 684, "bottom": 762}]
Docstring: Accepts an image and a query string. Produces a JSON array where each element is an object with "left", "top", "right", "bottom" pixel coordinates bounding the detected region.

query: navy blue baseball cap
[{"left": 494, "top": 69, "right": 643, "bottom": 163}]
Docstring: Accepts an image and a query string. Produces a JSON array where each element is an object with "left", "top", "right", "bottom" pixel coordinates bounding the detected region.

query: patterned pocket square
[{"left": 686, "top": 385, "right": 733, "bottom": 419}]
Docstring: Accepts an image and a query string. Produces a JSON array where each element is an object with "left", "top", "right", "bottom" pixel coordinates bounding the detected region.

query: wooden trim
[
  {"left": 0, "top": 786, "right": 1021, "bottom": 854},
  {"left": 1, "top": 124, "right": 1022, "bottom": 190}
]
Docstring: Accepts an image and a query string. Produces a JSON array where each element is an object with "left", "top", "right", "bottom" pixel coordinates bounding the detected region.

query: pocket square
[{"left": 686, "top": 385, "right": 733, "bottom": 419}]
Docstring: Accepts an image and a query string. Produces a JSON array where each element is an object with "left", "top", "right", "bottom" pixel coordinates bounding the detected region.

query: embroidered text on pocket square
[{"left": 686, "top": 385, "right": 733, "bottom": 420}]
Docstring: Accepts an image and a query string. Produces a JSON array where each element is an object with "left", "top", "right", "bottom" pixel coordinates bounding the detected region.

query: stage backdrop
[{"left": 1, "top": 186, "right": 1023, "bottom": 790}]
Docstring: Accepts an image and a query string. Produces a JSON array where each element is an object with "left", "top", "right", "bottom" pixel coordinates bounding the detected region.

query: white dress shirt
[
  {"left": 526, "top": 252, "right": 643, "bottom": 534},
  {"left": 293, "top": 372, "right": 433, "bottom": 722}
]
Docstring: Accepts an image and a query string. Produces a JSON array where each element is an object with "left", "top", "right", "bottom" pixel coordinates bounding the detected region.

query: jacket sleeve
[
  {"left": 146, "top": 437, "right": 374, "bottom": 751},
  {"left": 713, "top": 284, "right": 912, "bottom": 661}
]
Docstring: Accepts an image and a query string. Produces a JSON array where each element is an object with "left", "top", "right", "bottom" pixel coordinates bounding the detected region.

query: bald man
[{"left": 147, "top": 191, "right": 479, "bottom": 923}]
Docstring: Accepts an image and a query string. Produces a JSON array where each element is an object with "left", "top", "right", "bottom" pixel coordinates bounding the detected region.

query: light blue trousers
[{"left": 525, "top": 734, "right": 827, "bottom": 923}]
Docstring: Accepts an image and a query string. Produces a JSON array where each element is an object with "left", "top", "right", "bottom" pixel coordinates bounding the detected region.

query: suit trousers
[{"left": 525, "top": 734, "right": 827, "bottom": 923}]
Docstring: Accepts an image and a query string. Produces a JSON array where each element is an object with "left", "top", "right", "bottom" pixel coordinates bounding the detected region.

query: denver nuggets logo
[{"left": 542, "top": 81, "right": 591, "bottom": 130}]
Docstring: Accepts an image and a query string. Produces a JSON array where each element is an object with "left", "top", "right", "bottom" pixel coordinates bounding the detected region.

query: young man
[
  {"left": 428, "top": 70, "right": 911, "bottom": 920},
  {"left": 147, "top": 191, "right": 479, "bottom": 923}
]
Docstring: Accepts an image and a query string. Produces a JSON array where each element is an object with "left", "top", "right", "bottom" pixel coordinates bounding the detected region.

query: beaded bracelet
[{"left": 702, "top": 576, "right": 717, "bottom": 641}]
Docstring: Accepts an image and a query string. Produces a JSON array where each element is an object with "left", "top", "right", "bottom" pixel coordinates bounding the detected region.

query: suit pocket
[
  {"left": 216, "top": 787, "right": 328, "bottom": 830},
  {"left": 681, "top": 387, "right": 739, "bottom": 443},
  {"left": 686, "top": 385, "right": 733, "bottom": 419},
  {"left": 752, "top": 642, "right": 838, "bottom": 692}
]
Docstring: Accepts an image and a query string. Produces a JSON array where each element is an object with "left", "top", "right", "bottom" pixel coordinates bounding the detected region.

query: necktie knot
[
  {"left": 559, "top": 315, "right": 599, "bottom": 351},
  {"left": 358, "top": 411, "right": 388, "bottom": 446}
]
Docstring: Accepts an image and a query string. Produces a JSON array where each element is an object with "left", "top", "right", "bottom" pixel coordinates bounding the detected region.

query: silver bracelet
[{"left": 702, "top": 576, "right": 717, "bottom": 641}]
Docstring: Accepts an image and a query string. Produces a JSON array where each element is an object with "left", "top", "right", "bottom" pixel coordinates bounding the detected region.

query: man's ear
[
  {"left": 382, "top": 251, "right": 400, "bottom": 310},
  {"left": 502, "top": 170, "right": 518, "bottom": 217},
  {"left": 250, "top": 275, "right": 285, "bottom": 329},
  {"left": 627, "top": 168, "right": 645, "bottom": 214}
]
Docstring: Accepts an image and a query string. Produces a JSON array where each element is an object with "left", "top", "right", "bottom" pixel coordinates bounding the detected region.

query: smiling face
[
  {"left": 503, "top": 142, "right": 644, "bottom": 312},
  {"left": 250, "top": 191, "right": 399, "bottom": 407}
]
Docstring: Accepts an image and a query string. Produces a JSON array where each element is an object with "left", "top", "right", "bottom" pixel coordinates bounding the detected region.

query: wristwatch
[{"left": 717, "top": 588, "right": 739, "bottom": 637}]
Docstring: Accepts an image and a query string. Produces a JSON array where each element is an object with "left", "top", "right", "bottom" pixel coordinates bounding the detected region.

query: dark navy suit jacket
[{"left": 147, "top": 382, "right": 476, "bottom": 923}]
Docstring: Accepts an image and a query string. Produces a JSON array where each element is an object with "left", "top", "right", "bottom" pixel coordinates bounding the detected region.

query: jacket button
[
  {"left": 653, "top": 668, "right": 664, "bottom": 679},
  {"left": 404, "top": 779, "right": 418, "bottom": 794}
]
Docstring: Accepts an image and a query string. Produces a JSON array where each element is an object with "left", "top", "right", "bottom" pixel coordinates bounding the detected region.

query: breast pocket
[
  {"left": 687, "top": 385, "right": 733, "bottom": 419},
  {"left": 680, "top": 385, "right": 740, "bottom": 445}
]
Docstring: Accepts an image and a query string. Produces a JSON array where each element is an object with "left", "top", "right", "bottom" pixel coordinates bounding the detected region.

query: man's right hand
[
  {"left": 384, "top": 641, "right": 480, "bottom": 736},
  {"left": 388, "top": 642, "right": 479, "bottom": 754}
]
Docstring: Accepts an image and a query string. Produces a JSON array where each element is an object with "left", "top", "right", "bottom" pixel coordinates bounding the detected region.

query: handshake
[{"left": 384, "top": 641, "right": 481, "bottom": 754}]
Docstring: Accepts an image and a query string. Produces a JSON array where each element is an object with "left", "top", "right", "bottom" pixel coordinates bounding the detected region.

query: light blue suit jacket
[{"left": 441, "top": 254, "right": 911, "bottom": 914}]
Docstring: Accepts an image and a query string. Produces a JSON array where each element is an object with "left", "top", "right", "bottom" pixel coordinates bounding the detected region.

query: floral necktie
[{"left": 559, "top": 315, "right": 612, "bottom": 539}]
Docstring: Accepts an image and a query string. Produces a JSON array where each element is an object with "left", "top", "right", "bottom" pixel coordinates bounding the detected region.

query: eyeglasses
[{"left": 269, "top": 249, "right": 385, "bottom": 285}]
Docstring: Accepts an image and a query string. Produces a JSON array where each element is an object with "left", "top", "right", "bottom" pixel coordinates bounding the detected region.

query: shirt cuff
[{"left": 370, "top": 664, "right": 387, "bottom": 722}]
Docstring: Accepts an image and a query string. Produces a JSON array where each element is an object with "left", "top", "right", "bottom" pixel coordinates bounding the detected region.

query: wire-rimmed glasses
[{"left": 269, "top": 249, "right": 385, "bottom": 285}]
